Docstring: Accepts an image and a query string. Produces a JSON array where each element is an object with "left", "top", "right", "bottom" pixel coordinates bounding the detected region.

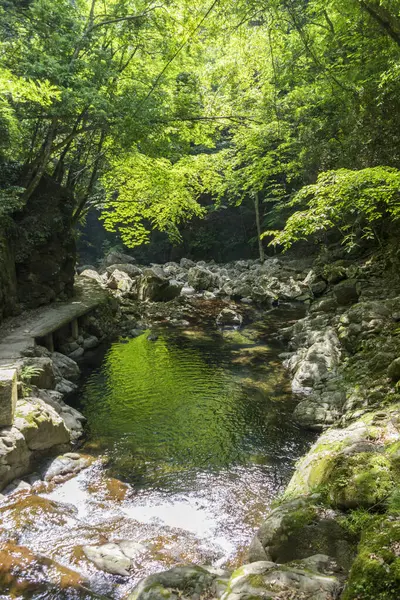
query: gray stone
[
  {"left": 68, "top": 347, "right": 84, "bottom": 361},
  {"left": 188, "top": 266, "right": 218, "bottom": 291},
  {"left": 79, "top": 269, "right": 104, "bottom": 286},
  {"left": 107, "top": 269, "right": 134, "bottom": 293},
  {"left": 0, "top": 368, "right": 17, "bottom": 427},
  {"left": 83, "top": 335, "right": 99, "bottom": 350},
  {"left": 0, "top": 427, "right": 31, "bottom": 491},
  {"left": 333, "top": 279, "right": 359, "bottom": 306},
  {"left": 101, "top": 251, "right": 136, "bottom": 268},
  {"left": 14, "top": 397, "right": 70, "bottom": 451},
  {"left": 180, "top": 286, "right": 196, "bottom": 297},
  {"left": 84, "top": 543, "right": 131, "bottom": 576},
  {"left": 41, "top": 452, "right": 91, "bottom": 481},
  {"left": 21, "top": 357, "right": 56, "bottom": 390},
  {"left": 51, "top": 352, "right": 80, "bottom": 382},
  {"left": 180, "top": 258, "right": 196, "bottom": 269},
  {"left": 105, "top": 263, "right": 142, "bottom": 278}
]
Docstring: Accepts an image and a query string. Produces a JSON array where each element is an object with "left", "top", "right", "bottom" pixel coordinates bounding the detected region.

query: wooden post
[{"left": 71, "top": 319, "right": 79, "bottom": 340}]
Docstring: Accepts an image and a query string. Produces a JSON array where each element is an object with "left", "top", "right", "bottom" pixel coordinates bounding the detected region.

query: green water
[{"left": 79, "top": 306, "right": 312, "bottom": 491}]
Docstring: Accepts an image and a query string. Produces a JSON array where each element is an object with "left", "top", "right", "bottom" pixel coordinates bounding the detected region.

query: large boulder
[
  {"left": 101, "top": 250, "right": 136, "bottom": 268},
  {"left": 51, "top": 352, "right": 80, "bottom": 382},
  {"left": 248, "top": 496, "right": 355, "bottom": 571},
  {"left": 221, "top": 557, "right": 342, "bottom": 600},
  {"left": 138, "top": 268, "right": 182, "bottom": 302},
  {"left": 107, "top": 269, "right": 134, "bottom": 293},
  {"left": 79, "top": 269, "right": 104, "bottom": 286},
  {"left": 285, "top": 409, "right": 400, "bottom": 510},
  {"left": 105, "top": 263, "right": 142, "bottom": 278},
  {"left": 188, "top": 266, "right": 219, "bottom": 291},
  {"left": 293, "top": 387, "right": 346, "bottom": 431},
  {"left": 127, "top": 565, "right": 224, "bottom": 600},
  {"left": 14, "top": 397, "right": 70, "bottom": 451}
]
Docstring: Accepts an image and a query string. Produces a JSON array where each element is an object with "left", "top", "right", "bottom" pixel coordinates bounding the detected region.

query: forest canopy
[{"left": 1, "top": 0, "right": 400, "bottom": 255}]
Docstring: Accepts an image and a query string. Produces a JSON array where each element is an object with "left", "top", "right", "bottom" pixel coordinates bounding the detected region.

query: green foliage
[
  {"left": 266, "top": 167, "right": 400, "bottom": 251},
  {"left": 19, "top": 364, "right": 42, "bottom": 397}
]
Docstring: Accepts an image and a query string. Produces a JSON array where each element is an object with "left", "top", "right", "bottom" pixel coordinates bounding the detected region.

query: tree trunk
[{"left": 254, "top": 192, "right": 265, "bottom": 263}]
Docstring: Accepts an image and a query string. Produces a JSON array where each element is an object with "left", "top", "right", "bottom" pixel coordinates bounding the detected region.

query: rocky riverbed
[{"left": 1, "top": 249, "right": 400, "bottom": 598}]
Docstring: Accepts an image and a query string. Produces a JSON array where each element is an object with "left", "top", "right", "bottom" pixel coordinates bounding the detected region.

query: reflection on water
[{"left": 0, "top": 304, "right": 314, "bottom": 599}]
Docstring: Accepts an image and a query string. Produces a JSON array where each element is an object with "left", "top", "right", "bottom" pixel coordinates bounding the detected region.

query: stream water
[{"left": 0, "top": 304, "right": 314, "bottom": 599}]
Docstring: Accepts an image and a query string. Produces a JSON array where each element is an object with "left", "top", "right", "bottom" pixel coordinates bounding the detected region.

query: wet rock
[
  {"left": 2, "top": 478, "right": 31, "bottom": 496},
  {"left": 83, "top": 542, "right": 131, "bottom": 576},
  {"left": 216, "top": 308, "right": 243, "bottom": 327},
  {"left": 248, "top": 496, "right": 355, "bottom": 571},
  {"left": 41, "top": 452, "right": 91, "bottom": 481},
  {"left": 221, "top": 558, "right": 342, "bottom": 600},
  {"left": 0, "top": 541, "right": 100, "bottom": 599}
]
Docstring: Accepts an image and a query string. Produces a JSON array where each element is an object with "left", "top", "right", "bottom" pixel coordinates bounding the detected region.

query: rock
[
  {"left": 55, "top": 377, "right": 78, "bottom": 395},
  {"left": 181, "top": 285, "right": 196, "bottom": 297},
  {"left": 0, "top": 367, "right": 17, "bottom": 427},
  {"left": 51, "top": 351, "right": 80, "bottom": 382},
  {"left": 388, "top": 357, "right": 400, "bottom": 382},
  {"left": 14, "top": 397, "right": 70, "bottom": 451},
  {"left": 41, "top": 452, "right": 91, "bottom": 481},
  {"left": 180, "top": 258, "right": 196, "bottom": 269},
  {"left": 248, "top": 496, "right": 355, "bottom": 571},
  {"left": 221, "top": 558, "right": 342, "bottom": 600},
  {"left": 83, "top": 543, "right": 131, "bottom": 576},
  {"left": 101, "top": 250, "right": 136, "bottom": 268},
  {"left": 0, "top": 427, "right": 31, "bottom": 491},
  {"left": 285, "top": 412, "right": 400, "bottom": 509},
  {"left": 21, "top": 357, "right": 56, "bottom": 389},
  {"left": 293, "top": 388, "right": 346, "bottom": 430},
  {"left": 216, "top": 308, "right": 243, "bottom": 327},
  {"left": 36, "top": 389, "right": 85, "bottom": 441},
  {"left": 106, "top": 263, "right": 142, "bottom": 278},
  {"left": 79, "top": 269, "right": 104, "bottom": 286},
  {"left": 2, "top": 478, "right": 31, "bottom": 496},
  {"left": 127, "top": 565, "right": 218, "bottom": 600},
  {"left": 68, "top": 347, "right": 84, "bottom": 361},
  {"left": 138, "top": 268, "right": 182, "bottom": 302},
  {"left": 188, "top": 266, "right": 218, "bottom": 291},
  {"left": 83, "top": 335, "right": 99, "bottom": 350},
  {"left": 333, "top": 279, "right": 359, "bottom": 306},
  {"left": 0, "top": 541, "right": 101, "bottom": 599},
  {"left": 107, "top": 269, "right": 134, "bottom": 293}
]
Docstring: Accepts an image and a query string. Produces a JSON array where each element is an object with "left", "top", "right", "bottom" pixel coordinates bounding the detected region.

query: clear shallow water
[{"left": 0, "top": 304, "right": 315, "bottom": 599}]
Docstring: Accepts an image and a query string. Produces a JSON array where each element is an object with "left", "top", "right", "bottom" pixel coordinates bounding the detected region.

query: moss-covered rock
[
  {"left": 342, "top": 518, "right": 400, "bottom": 600},
  {"left": 222, "top": 557, "right": 342, "bottom": 600},
  {"left": 248, "top": 496, "right": 356, "bottom": 571}
]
